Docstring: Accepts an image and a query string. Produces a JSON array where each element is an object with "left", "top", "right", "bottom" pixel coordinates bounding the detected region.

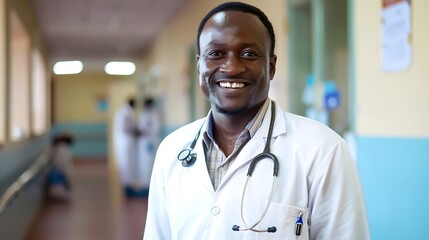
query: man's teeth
[{"left": 219, "top": 82, "right": 245, "bottom": 89}]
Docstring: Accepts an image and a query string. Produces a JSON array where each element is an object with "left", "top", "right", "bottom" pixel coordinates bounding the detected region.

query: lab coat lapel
[{"left": 193, "top": 127, "right": 216, "bottom": 193}]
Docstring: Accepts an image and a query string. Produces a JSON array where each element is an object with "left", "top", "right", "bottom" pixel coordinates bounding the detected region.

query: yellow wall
[
  {"left": 354, "top": 1, "right": 429, "bottom": 137},
  {"left": 147, "top": 0, "right": 288, "bottom": 126},
  {"left": 53, "top": 73, "right": 134, "bottom": 123}
]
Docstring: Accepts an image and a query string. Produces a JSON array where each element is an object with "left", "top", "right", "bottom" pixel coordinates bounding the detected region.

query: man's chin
[{"left": 215, "top": 104, "right": 247, "bottom": 116}]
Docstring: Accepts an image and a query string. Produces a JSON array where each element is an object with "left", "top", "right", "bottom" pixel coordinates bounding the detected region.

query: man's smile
[{"left": 218, "top": 82, "right": 247, "bottom": 89}]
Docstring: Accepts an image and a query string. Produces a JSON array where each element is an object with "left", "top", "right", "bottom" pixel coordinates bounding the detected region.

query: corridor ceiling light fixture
[
  {"left": 104, "top": 61, "right": 136, "bottom": 75},
  {"left": 53, "top": 60, "right": 83, "bottom": 75}
]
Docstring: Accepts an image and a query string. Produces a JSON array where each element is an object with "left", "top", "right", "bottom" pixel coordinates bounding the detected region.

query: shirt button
[{"left": 211, "top": 207, "right": 220, "bottom": 215}]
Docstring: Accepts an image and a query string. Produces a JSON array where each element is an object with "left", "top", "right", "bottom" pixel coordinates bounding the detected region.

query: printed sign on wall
[{"left": 381, "top": 0, "right": 412, "bottom": 72}]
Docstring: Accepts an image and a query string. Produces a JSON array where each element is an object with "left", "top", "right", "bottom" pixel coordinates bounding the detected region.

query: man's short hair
[{"left": 197, "top": 2, "right": 276, "bottom": 56}]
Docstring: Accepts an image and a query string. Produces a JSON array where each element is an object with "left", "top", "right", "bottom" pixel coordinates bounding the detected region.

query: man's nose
[{"left": 219, "top": 54, "right": 245, "bottom": 75}]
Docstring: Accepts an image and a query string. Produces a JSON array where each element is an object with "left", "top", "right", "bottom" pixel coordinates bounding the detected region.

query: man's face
[{"left": 197, "top": 11, "right": 276, "bottom": 115}]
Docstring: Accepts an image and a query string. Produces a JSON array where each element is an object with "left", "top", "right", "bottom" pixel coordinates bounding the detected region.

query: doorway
[{"left": 288, "top": 0, "right": 350, "bottom": 135}]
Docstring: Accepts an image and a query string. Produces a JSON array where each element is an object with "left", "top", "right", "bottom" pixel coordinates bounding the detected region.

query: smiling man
[{"left": 143, "top": 2, "right": 369, "bottom": 240}]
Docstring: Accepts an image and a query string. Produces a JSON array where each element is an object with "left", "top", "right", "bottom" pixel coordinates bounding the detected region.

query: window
[
  {"left": 9, "top": 10, "right": 30, "bottom": 141},
  {"left": 31, "top": 48, "right": 49, "bottom": 135}
]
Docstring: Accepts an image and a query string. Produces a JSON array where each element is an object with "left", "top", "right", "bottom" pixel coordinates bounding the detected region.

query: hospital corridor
[
  {"left": 24, "top": 160, "right": 148, "bottom": 240},
  {"left": 1, "top": 0, "right": 429, "bottom": 239}
]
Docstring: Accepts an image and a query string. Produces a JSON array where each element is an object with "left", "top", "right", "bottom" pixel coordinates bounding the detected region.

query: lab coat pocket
[{"left": 255, "top": 203, "right": 309, "bottom": 240}]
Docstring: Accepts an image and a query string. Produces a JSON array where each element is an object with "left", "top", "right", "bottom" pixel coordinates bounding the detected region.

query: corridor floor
[{"left": 25, "top": 160, "right": 148, "bottom": 240}]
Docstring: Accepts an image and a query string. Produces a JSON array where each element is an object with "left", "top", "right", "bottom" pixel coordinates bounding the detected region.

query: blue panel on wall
[
  {"left": 357, "top": 136, "right": 429, "bottom": 240},
  {"left": 53, "top": 123, "right": 107, "bottom": 157}
]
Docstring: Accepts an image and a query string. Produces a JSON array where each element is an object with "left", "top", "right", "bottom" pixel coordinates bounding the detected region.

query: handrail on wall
[{"left": 0, "top": 150, "right": 51, "bottom": 216}]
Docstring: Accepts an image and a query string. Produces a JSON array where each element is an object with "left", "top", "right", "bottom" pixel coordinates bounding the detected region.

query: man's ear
[
  {"left": 269, "top": 55, "right": 277, "bottom": 80},
  {"left": 196, "top": 55, "right": 200, "bottom": 75}
]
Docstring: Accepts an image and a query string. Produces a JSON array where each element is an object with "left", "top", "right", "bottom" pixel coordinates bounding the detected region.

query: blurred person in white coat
[
  {"left": 136, "top": 97, "right": 161, "bottom": 196},
  {"left": 113, "top": 97, "right": 140, "bottom": 196}
]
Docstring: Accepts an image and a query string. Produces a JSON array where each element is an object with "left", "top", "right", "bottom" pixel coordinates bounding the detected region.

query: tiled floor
[{"left": 25, "top": 160, "right": 148, "bottom": 240}]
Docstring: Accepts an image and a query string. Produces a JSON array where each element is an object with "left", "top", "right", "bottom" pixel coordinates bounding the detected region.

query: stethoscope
[
  {"left": 176, "top": 120, "right": 205, "bottom": 167},
  {"left": 177, "top": 101, "right": 280, "bottom": 233}
]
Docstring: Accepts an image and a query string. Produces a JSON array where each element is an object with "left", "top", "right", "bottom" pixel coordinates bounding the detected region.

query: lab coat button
[{"left": 211, "top": 207, "right": 220, "bottom": 215}]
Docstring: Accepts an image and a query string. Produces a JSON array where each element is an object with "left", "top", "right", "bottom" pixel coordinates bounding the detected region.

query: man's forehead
[
  {"left": 204, "top": 11, "right": 261, "bottom": 31},
  {"left": 211, "top": 12, "right": 227, "bottom": 25}
]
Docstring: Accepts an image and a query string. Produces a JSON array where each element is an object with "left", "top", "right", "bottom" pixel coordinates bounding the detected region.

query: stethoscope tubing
[
  {"left": 240, "top": 175, "right": 278, "bottom": 232},
  {"left": 235, "top": 101, "right": 279, "bottom": 233}
]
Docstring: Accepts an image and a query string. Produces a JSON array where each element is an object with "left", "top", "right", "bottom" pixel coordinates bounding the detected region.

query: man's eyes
[
  {"left": 207, "top": 51, "right": 223, "bottom": 57},
  {"left": 241, "top": 51, "right": 258, "bottom": 57},
  {"left": 204, "top": 50, "right": 259, "bottom": 59}
]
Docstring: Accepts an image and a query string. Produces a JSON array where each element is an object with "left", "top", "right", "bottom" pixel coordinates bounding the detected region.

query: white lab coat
[
  {"left": 137, "top": 107, "right": 161, "bottom": 189},
  {"left": 144, "top": 101, "right": 370, "bottom": 240},
  {"left": 113, "top": 104, "right": 138, "bottom": 186}
]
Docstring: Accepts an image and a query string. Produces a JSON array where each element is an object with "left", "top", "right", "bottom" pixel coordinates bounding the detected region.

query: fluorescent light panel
[
  {"left": 105, "top": 61, "right": 136, "bottom": 75},
  {"left": 53, "top": 60, "right": 83, "bottom": 75}
]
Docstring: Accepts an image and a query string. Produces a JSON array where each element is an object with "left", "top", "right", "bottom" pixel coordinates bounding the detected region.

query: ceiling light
[
  {"left": 53, "top": 60, "right": 83, "bottom": 75},
  {"left": 104, "top": 61, "right": 136, "bottom": 75}
]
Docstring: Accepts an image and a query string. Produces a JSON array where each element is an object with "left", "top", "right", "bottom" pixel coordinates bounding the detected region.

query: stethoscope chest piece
[
  {"left": 177, "top": 120, "right": 206, "bottom": 167},
  {"left": 177, "top": 148, "right": 197, "bottom": 167}
]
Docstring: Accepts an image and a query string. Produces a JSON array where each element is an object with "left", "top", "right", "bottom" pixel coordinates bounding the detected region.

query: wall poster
[{"left": 381, "top": 0, "right": 412, "bottom": 73}]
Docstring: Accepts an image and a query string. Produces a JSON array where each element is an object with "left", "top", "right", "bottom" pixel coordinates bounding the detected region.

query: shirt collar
[
  {"left": 203, "top": 98, "right": 271, "bottom": 145},
  {"left": 247, "top": 98, "right": 270, "bottom": 138}
]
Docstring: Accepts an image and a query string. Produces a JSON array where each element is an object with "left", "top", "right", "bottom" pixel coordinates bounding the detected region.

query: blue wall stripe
[
  {"left": 52, "top": 123, "right": 182, "bottom": 158},
  {"left": 357, "top": 136, "right": 429, "bottom": 240},
  {"left": 53, "top": 123, "right": 107, "bottom": 157}
]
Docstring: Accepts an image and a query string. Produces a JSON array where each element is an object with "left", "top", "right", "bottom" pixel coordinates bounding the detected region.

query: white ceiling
[{"left": 32, "top": 0, "right": 190, "bottom": 69}]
